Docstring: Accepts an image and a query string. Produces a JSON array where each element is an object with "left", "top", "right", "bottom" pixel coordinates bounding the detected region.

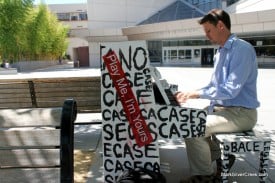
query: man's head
[{"left": 198, "top": 9, "right": 231, "bottom": 46}]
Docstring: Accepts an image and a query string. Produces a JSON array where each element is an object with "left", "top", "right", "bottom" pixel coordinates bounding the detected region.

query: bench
[
  {"left": 215, "top": 130, "right": 271, "bottom": 183},
  {"left": 0, "top": 77, "right": 101, "bottom": 113},
  {"left": 0, "top": 98, "right": 77, "bottom": 183}
]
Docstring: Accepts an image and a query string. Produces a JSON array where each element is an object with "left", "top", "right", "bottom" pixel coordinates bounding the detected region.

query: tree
[
  {"left": 0, "top": 1, "right": 69, "bottom": 62},
  {"left": 0, "top": 0, "right": 33, "bottom": 62},
  {"left": 26, "top": 4, "right": 68, "bottom": 60}
]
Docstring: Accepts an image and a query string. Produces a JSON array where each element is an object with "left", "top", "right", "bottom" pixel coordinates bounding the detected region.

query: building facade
[
  {"left": 85, "top": 0, "right": 275, "bottom": 68},
  {"left": 47, "top": 3, "right": 89, "bottom": 64}
]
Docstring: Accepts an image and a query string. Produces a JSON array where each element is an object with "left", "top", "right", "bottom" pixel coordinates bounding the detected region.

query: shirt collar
[{"left": 223, "top": 34, "right": 237, "bottom": 50}]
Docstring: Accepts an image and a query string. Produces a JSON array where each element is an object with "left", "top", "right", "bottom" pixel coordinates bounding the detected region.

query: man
[{"left": 175, "top": 9, "right": 260, "bottom": 182}]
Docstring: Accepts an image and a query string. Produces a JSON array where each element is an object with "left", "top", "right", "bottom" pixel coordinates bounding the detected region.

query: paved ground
[
  {"left": 83, "top": 67, "right": 275, "bottom": 183},
  {"left": 2, "top": 62, "right": 274, "bottom": 183}
]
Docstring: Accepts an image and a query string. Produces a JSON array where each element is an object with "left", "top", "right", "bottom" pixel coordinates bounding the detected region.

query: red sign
[{"left": 102, "top": 49, "right": 153, "bottom": 147}]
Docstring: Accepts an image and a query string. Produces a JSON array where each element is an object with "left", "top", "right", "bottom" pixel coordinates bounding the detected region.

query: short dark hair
[{"left": 198, "top": 9, "right": 231, "bottom": 30}]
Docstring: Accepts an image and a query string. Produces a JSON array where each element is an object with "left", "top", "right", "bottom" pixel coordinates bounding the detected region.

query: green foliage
[
  {"left": 0, "top": 0, "right": 33, "bottom": 62},
  {"left": 0, "top": 0, "right": 69, "bottom": 62}
]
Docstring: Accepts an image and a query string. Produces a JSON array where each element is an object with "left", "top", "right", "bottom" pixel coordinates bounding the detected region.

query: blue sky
[{"left": 34, "top": 0, "right": 87, "bottom": 4}]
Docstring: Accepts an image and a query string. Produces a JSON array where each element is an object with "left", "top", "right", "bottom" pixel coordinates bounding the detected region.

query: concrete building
[
  {"left": 46, "top": 0, "right": 275, "bottom": 68},
  {"left": 85, "top": 0, "right": 275, "bottom": 68},
  {"left": 47, "top": 3, "right": 89, "bottom": 65}
]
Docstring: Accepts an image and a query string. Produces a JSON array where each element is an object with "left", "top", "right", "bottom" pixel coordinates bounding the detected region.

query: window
[
  {"left": 57, "top": 13, "right": 70, "bottom": 21},
  {"left": 163, "top": 48, "right": 192, "bottom": 62},
  {"left": 179, "top": 50, "right": 185, "bottom": 59},
  {"left": 178, "top": 49, "right": 192, "bottom": 60},
  {"left": 71, "top": 15, "right": 78, "bottom": 21},
  {"left": 185, "top": 50, "right": 191, "bottom": 59},
  {"left": 243, "top": 36, "right": 275, "bottom": 57},
  {"left": 194, "top": 49, "right": 200, "bottom": 57},
  {"left": 79, "top": 13, "right": 88, "bottom": 20}
]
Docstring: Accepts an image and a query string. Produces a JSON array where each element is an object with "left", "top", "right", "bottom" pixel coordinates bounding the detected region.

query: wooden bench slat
[
  {"left": 0, "top": 77, "right": 100, "bottom": 112},
  {"left": 34, "top": 81, "right": 101, "bottom": 88},
  {"left": 0, "top": 76, "right": 99, "bottom": 82},
  {"left": 0, "top": 99, "right": 76, "bottom": 183},
  {"left": 0, "top": 149, "right": 59, "bottom": 168},
  {"left": 0, "top": 83, "right": 29, "bottom": 89},
  {"left": 35, "top": 95, "right": 101, "bottom": 101},
  {"left": 0, "top": 88, "right": 30, "bottom": 93},
  {"left": 34, "top": 87, "right": 100, "bottom": 93},
  {"left": 36, "top": 98, "right": 100, "bottom": 103},
  {"left": 0, "top": 97, "right": 32, "bottom": 102},
  {"left": 0, "top": 108, "right": 62, "bottom": 127},
  {"left": 36, "top": 91, "right": 100, "bottom": 98},
  {"left": 0, "top": 93, "right": 31, "bottom": 99},
  {"left": 0, "top": 129, "right": 59, "bottom": 148},
  {"left": 36, "top": 100, "right": 100, "bottom": 109},
  {"left": 0, "top": 168, "right": 60, "bottom": 183},
  {"left": 0, "top": 103, "right": 33, "bottom": 109},
  {"left": 32, "top": 76, "right": 100, "bottom": 82}
]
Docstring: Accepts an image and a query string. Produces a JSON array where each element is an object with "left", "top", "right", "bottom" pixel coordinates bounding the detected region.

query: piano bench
[{"left": 215, "top": 130, "right": 271, "bottom": 183}]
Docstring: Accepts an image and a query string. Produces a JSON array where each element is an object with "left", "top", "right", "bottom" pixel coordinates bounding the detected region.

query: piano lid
[{"left": 150, "top": 67, "right": 179, "bottom": 106}]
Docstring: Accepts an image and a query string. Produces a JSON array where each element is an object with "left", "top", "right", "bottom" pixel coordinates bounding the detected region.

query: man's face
[{"left": 202, "top": 21, "right": 222, "bottom": 45}]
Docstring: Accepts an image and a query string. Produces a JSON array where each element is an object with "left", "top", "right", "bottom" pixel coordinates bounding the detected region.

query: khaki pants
[{"left": 185, "top": 106, "right": 257, "bottom": 175}]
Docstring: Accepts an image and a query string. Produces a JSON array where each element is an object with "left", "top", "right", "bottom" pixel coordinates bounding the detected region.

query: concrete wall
[
  {"left": 67, "top": 37, "right": 89, "bottom": 61},
  {"left": 226, "top": 0, "right": 275, "bottom": 13},
  {"left": 86, "top": 0, "right": 178, "bottom": 67},
  {"left": 47, "top": 3, "right": 89, "bottom": 62},
  {"left": 87, "top": 0, "right": 176, "bottom": 30},
  {"left": 122, "top": 9, "right": 275, "bottom": 40},
  {"left": 13, "top": 60, "right": 60, "bottom": 72}
]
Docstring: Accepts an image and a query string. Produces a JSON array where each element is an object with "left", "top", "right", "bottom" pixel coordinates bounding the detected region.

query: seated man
[{"left": 175, "top": 9, "right": 259, "bottom": 182}]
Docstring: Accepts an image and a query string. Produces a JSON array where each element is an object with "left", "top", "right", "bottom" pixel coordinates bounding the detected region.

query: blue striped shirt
[{"left": 198, "top": 34, "right": 260, "bottom": 109}]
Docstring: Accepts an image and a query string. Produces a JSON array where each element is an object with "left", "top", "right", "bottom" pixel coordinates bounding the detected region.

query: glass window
[
  {"left": 186, "top": 50, "right": 192, "bottom": 59},
  {"left": 56, "top": 13, "right": 70, "bottom": 21},
  {"left": 179, "top": 50, "right": 185, "bottom": 59},
  {"left": 71, "top": 15, "right": 78, "bottom": 21},
  {"left": 178, "top": 41, "right": 185, "bottom": 46},
  {"left": 255, "top": 46, "right": 275, "bottom": 57},
  {"left": 79, "top": 13, "right": 88, "bottom": 20},
  {"left": 162, "top": 39, "right": 211, "bottom": 47},
  {"left": 170, "top": 41, "right": 178, "bottom": 47},
  {"left": 171, "top": 50, "right": 177, "bottom": 60},
  {"left": 163, "top": 41, "right": 170, "bottom": 47},
  {"left": 194, "top": 49, "right": 200, "bottom": 57},
  {"left": 242, "top": 36, "right": 275, "bottom": 57}
]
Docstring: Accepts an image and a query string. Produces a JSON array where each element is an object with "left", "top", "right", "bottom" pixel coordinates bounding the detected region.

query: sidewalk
[{"left": 78, "top": 67, "right": 275, "bottom": 183}]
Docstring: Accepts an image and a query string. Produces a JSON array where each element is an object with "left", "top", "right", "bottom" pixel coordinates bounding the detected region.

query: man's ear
[{"left": 217, "top": 20, "right": 225, "bottom": 30}]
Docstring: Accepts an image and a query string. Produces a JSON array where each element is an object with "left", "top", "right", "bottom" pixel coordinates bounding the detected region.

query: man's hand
[{"left": 174, "top": 91, "right": 200, "bottom": 103}]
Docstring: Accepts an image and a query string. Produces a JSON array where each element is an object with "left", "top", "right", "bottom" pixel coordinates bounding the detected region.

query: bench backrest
[
  {"left": 0, "top": 99, "right": 77, "bottom": 183},
  {"left": 0, "top": 80, "right": 32, "bottom": 108},
  {"left": 0, "top": 77, "right": 100, "bottom": 112}
]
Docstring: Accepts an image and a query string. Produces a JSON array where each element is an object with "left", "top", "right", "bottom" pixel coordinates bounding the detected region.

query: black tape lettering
[{"left": 103, "top": 124, "right": 113, "bottom": 141}]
